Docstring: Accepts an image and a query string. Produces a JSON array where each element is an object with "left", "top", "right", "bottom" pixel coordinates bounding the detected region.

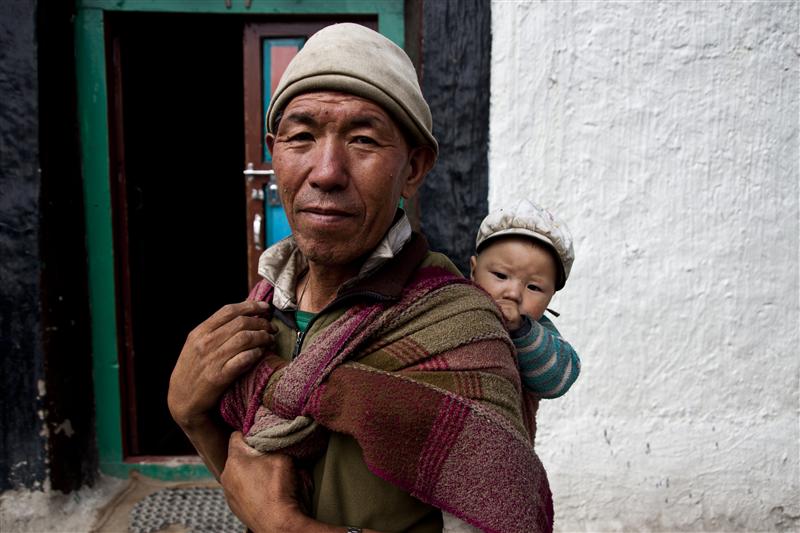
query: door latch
[
  {"left": 243, "top": 163, "right": 281, "bottom": 207},
  {"left": 243, "top": 162, "right": 275, "bottom": 180},
  {"left": 266, "top": 178, "right": 281, "bottom": 207}
]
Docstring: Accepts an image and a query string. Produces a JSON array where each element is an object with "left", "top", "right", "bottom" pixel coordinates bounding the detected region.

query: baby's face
[{"left": 470, "top": 237, "right": 557, "bottom": 328}]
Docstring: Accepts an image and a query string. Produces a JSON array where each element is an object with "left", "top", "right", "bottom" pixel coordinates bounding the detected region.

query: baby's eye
[
  {"left": 491, "top": 271, "right": 507, "bottom": 280},
  {"left": 527, "top": 284, "right": 542, "bottom": 292}
]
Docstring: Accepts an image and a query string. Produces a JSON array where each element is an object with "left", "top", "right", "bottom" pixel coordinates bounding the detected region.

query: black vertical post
[
  {"left": 419, "top": 0, "right": 491, "bottom": 275},
  {"left": 0, "top": 0, "right": 47, "bottom": 490},
  {"left": 38, "top": 0, "right": 98, "bottom": 490}
]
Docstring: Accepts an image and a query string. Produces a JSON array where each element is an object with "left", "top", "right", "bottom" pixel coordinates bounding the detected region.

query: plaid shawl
[{"left": 220, "top": 266, "right": 553, "bottom": 533}]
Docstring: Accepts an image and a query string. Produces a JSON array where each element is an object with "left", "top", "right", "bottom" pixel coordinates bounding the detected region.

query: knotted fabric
[{"left": 220, "top": 266, "right": 553, "bottom": 533}]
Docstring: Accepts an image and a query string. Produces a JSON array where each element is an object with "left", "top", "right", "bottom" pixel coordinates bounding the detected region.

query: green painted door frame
[{"left": 75, "top": 0, "right": 404, "bottom": 480}]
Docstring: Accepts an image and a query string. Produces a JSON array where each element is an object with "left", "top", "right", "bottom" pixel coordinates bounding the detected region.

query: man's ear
[
  {"left": 265, "top": 133, "right": 276, "bottom": 157},
  {"left": 469, "top": 255, "right": 478, "bottom": 281},
  {"left": 401, "top": 146, "right": 436, "bottom": 199}
]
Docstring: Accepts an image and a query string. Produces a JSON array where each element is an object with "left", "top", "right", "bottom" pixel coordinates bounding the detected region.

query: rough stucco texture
[{"left": 490, "top": 1, "right": 799, "bottom": 531}]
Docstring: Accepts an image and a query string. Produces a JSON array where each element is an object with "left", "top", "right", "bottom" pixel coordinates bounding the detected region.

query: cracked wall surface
[{"left": 489, "top": 1, "right": 799, "bottom": 530}]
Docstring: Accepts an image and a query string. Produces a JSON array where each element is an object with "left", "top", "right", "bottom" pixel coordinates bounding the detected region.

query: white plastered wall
[{"left": 489, "top": 1, "right": 799, "bottom": 530}]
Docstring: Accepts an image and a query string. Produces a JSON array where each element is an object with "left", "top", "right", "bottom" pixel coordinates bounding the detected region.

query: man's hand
[
  {"left": 221, "top": 432, "right": 309, "bottom": 533},
  {"left": 168, "top": 301, "right": 274, "bottom": 429}
]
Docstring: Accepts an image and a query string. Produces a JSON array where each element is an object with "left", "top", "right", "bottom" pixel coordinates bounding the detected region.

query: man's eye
[
  {"left": 527, "top": 284, "right": 542, "bottom": 292},
  {"left": 288, "top": 132, "right": 313, "bottom": 142},
  {"left": 492, "top": 271, "right": 507, "bottom": 280},
  {"left": 352, "top": 135, "right": 376, "bottom": 145}
]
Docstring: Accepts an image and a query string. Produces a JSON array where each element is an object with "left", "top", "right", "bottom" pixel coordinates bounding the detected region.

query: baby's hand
[{"left": 496, "top": 300, "right": 522, "bottom": 331}]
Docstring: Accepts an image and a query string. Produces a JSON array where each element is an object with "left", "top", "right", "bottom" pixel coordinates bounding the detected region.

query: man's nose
[{"left": 308, "top": 138, "right": 348, "bottom": 191}]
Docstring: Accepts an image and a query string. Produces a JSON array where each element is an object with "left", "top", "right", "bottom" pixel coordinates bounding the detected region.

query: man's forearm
[{"left": 178, "top": 414, "right": 230, "bottom": 479}]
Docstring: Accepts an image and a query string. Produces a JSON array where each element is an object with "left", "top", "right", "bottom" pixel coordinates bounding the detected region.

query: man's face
[
  {"left": 267, "top": 91, "right": 432, "bottom": 268},
  {"left": 470, "top": 237, "right": 558, "bottom": 328}
]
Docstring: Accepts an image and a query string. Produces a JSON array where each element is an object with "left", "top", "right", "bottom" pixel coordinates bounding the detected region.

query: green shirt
[{"left": 295, "top": 310, "right": 315, "bottom": 333}]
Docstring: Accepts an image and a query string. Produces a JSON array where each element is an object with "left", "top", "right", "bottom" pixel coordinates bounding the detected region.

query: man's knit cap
[
  {"left": 475, "top": 199, "right": 575, "bottom": 291},
  {"left": 266, "top": 23, "right": 438, "bottom": 155}
]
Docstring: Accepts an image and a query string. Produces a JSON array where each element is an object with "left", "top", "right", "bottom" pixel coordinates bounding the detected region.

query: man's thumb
[{"left": 228, "top": 431, "right": 263, "bottom": 457}]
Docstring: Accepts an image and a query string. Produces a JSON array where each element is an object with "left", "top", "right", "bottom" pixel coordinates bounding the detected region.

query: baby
[
  {"left": 443, "top": 200, "right": 583, "bottom": 533},
  {"left": 470, "top": 199, "right": 580, "bottom": 399}
]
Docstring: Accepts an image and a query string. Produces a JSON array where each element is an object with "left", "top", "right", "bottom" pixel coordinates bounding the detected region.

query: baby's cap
[{"left": 475, "top": 199, "right": 575, "bottom": 290}]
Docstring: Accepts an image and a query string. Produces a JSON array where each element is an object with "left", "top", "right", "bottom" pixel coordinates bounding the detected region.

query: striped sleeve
[{"left": 510, "top": 315, "right": 581, "bottom": 399}]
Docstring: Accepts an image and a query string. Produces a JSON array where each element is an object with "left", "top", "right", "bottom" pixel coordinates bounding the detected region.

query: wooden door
[{"left": 242, "top": 20, "right": 378, "bottom": 287}]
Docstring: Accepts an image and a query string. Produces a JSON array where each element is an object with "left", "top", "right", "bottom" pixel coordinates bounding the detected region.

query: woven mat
[{"left": 91, "top": 471, "right": 243, "bottom": 533}]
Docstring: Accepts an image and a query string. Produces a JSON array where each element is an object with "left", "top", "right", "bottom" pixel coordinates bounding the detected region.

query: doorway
[
  {"left": 107, "top": 13, "right": 248, "bottom": 456},
  {"left": 105, "top": 11, "right": 379, "bottom": 458},
  {"left": 75, "top": 1, "right": 405, "bottom": 474}
]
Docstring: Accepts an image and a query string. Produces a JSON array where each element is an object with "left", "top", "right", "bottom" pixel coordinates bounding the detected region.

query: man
[{"left": 168, "top": 23, "right": 552, "bottom": 533}]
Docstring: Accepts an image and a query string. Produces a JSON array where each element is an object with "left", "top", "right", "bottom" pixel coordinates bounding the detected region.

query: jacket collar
[{"left": 258, "top": 210, "right": 426, "bottom": 311}]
